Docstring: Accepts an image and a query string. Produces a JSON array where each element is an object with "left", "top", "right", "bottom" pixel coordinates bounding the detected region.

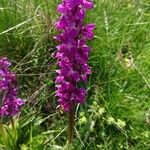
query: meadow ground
[{"left": 0, "top": 0, "right": 150, "bottom": 149}]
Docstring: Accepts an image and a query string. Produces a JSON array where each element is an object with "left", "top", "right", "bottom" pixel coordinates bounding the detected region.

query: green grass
[{"left": 0, "top": 0, "right": 150, "bottom": 149}]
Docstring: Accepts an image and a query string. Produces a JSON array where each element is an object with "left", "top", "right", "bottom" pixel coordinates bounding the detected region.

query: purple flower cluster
[
  {"left": 54, "top": 0, "right": 95, "bottom": 111},
  {"left": 0, "top": 58, "right": 24, "bottom": 117}
]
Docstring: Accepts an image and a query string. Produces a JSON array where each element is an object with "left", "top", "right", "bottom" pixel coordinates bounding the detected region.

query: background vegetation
[{"left": 0, "top": 0, "right": 150, "bottom": 149}]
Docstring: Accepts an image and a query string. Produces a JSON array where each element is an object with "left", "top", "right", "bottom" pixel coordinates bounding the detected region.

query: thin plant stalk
[
  {"left": 67, "top": 106, "right": 75, "bottom": 144},
  {"left": 64, "top": 106, "right": 75, "bottom": 150}
]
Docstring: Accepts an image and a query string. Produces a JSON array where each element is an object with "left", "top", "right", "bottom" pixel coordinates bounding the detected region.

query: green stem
[
  {"left": 67, "top": 106, "right": 75, "bottom": 144},
  {"left": 10, "top": 117, "right": 15, "bottom": 130}
]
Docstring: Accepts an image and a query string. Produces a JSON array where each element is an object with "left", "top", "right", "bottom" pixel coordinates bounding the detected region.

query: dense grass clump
[{"left": 0, "top": 0, "right": 150, "bottom": 149}]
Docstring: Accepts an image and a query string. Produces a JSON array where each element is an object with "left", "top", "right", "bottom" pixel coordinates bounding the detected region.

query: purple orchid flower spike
[
  {"left": 0, "top": 58, "right": 24, "bottom": 117},
  {"left": 54, "top": 0, "right": 95, "bottom": 146},
  {"left": 54, "top": 0, "right": 95, "bottom": 112}
]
